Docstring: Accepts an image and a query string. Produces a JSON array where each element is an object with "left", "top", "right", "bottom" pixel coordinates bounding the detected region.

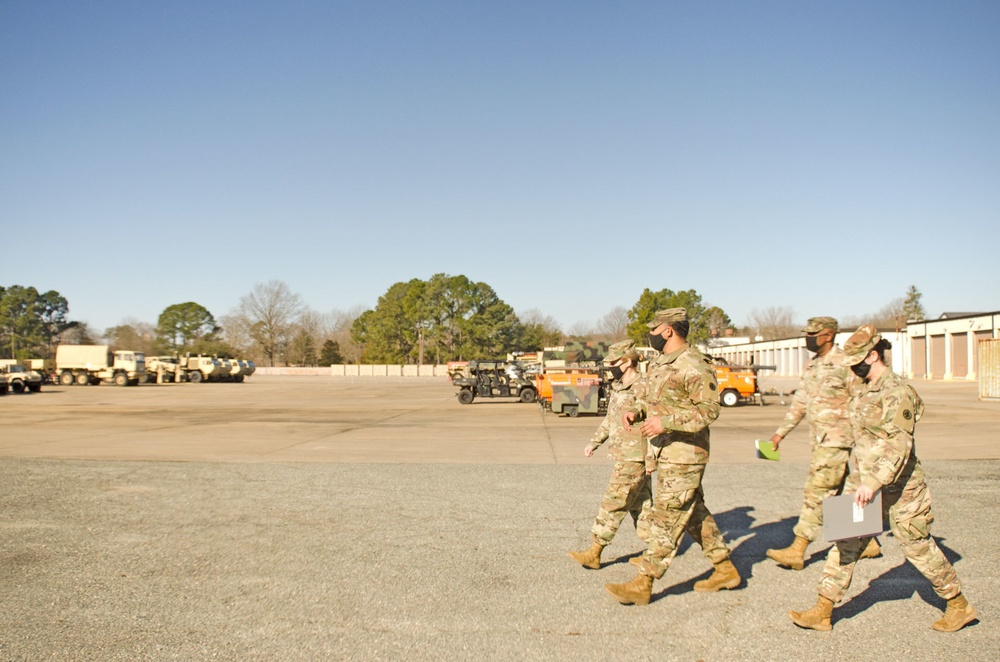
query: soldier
[
  {"left": 604, "top": 308, "right": 740, "bottom": 606},
  {"left": 568, "top": 340, "right": 652, "bottom": 569},
  {"left": 789, "top": 325, "right": 978, "bottom": 633},
  {"left": 767, "top": 317, "right": 880, "bottom": 570}
]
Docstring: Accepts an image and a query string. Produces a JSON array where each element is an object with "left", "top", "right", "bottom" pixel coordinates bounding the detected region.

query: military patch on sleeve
[
  {"left": 893, "top": 404, "right": 916, "bottom": 434},
  {"left": 709, "top": 383, "right": 717, "bottom": 391}
]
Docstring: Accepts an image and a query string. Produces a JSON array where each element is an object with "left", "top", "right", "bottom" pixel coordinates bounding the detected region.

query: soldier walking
[
  {"left": 604, "top": 308, "right": 740, "bottom": 606},
  {"left": 767, "top": 317, "right": 880, "bottom": 570},
  {"left": 789, "top": 325, "right": 978, "bottom": 633},
  {"left": 568, "top": 340, "right": 652, "bottom": 569}
]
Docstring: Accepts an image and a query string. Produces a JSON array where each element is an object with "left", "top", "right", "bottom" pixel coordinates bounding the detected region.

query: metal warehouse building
[{"left": 707, "top": 311, "right": 1000, "bottom": 383}]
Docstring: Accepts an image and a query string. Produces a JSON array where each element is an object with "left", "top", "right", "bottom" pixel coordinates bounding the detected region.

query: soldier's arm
[
  {"left": 588, "top": 414, "right": 611, "bottom": 451},
  {"left": 655, "top": 368, "right": 720, "bottom": 433},
  {"left": 860, "top": 388, "right": 917, "bottom": 492},
  {"left": 773, "top": 375, "right": 808, "bottom": 439}
]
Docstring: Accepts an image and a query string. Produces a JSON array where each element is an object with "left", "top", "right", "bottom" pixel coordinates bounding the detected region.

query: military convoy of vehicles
[
  {"left": 55, "top": 345, "right": 146, "bottom": 386},
  {"left": 0, "top": 360, "right": 44, "bottom": 393}
]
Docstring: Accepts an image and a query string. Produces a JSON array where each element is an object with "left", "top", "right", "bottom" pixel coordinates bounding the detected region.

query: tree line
[{"left": 0, "top": 279, "right": 927, "bottom": 365}]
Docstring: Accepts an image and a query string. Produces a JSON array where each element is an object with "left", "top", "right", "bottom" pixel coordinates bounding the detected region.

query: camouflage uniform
[
  {"left": 774, "top": 331, "right": 859, "bottom": 542},
  {"left": 586, "top": 369, "right": 652, "bottom": 546},
  {"left": 816, "top": 337, "right": 961, "bottom": 604},
  {"left": 629, "top": 344, "right": 731, "bottom": 579}
]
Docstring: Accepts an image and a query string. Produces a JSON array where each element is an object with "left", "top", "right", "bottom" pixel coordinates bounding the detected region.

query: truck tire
[
  {"left": 519, "top": 388, "right": 537, "bottom": 404},
  {"left": 565, "top": 405, "right": 579, "bottom": 418},
  {"left": 11, "top": 380, "right": 25, "bottom": 394},
  {"left": 75, "top": 373, "right": 90, "bottom": 386},
  {"left": 188, "top": 370, "right": 203, "bottom": 383},
  {"left": 28, "top": 384, "right": 42, "bottom": 393},
  {"left": 59, "top": 372, "right": 75, "bottom": 386},
  {"left": 114, "top": 373, "right": 128, "bottom": 387},
  {"left": 721, "top": 389, "right": 740, "bottom": 407},
  {"left": 457, "top": 389, "right": 474, "bottom": 404}
]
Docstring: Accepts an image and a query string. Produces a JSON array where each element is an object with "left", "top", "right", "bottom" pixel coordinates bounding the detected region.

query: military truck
[
  {"left": 0, "top": 360, "right": 44, "bottom": 393},
  {"left": 55, "top": 345, "right": 146, "bottom": 386},
  {"left": 182, "top": 355, "right": 226, "bottom": 383},
  {"left": 227, "top": 359, "right": 253, "bottom": 382},
  {"left": 453, "top": 360, "right": 538, "bottom": 404}
]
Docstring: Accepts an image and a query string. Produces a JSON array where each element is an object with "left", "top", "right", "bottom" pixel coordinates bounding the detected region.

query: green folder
[{"left": 755, "top": 439, "right": 780, "bottom": 461}]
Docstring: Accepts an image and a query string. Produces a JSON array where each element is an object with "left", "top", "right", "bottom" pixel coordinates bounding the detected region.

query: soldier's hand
[
  {"left": 584, "top": 446, "right": 594, "bottom": 457},
  {"left": 639, "top": 416, "right": 664, "bottom": 437},
  {"left": 622, "top": 411, "right": 636, "bottom": 431},
  {"left": 854, "top": 485, "right": 875, "bottom": 508},
  {"left": 770, "top": 434, "right": 783, "bottom": 451}
]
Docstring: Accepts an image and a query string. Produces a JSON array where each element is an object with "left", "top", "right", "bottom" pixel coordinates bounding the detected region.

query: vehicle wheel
[
  {"left": 114, "top": 373, "right": 128, "bottom": 387},
  {"left": 565, "top": 405, "right": 579, "bottom": 418},
  {"left": 519, "top": 388, "right": 537, "bottom": 403},
  {"left": 721, "top": 389, "right": 740, "bottom": 407},
  {"left": 189, "top": 370, "right": 203, "bottom": 383},
  {"left": 11, "top": 380, "right": 25, "bottom": 394},
  {"left": 59, "top": 372, "right": 75, "bottom": 386},
  {"left": 457, "top": 389, "right": 474, "bottom": 405},
  {"left": 29, "top": 384, "right": 42, "bottom": 393},
  {"left": 75, "top": 373, "right": 90, "bottom": 386},
  {"left": 236, "top": 376, "right": 244, "bottom": 383}
]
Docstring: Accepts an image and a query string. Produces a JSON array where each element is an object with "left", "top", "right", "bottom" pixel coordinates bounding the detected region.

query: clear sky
[{"left": 3, "top": 1, "right": 998, "bottom": 334}]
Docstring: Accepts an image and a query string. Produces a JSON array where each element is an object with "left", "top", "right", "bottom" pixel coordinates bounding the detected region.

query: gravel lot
[{"left": 1, "top": 376, "right": 997, "bottom": 660}]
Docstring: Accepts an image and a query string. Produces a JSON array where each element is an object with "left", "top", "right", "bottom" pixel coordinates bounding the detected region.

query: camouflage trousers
[
  {"left": 591, "top": 461, "right": 652, "bottom": 546},
  {"left": 793, "top": 446, "right": 850, "bottom": 542},
  {"left": 637, "top": 462, "right": 731, "bottom": 579},
  {"left": 818, "top": 457, "right": 961, "bottom": 603}
]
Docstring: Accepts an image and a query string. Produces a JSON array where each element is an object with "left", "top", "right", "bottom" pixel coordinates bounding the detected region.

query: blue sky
[{"left": 3, "top": 1, "right": 998, "bottom": 333}]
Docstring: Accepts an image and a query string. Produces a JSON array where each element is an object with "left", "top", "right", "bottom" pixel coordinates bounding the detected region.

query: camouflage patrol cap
[
  {"left": 646, "top": 308, "right": 688, "bottom": 329},
  {"left": 604, "top": 339, "right": 636, "bottom": 363},
  {"left": 802, "top": 316, "right": 838, "bottom": 334},
  {"left": 843, "top": 324, "right": 881, "bottom": 365}
]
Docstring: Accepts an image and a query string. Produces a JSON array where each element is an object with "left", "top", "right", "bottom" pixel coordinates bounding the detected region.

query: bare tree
[
  {"left": 226, "top": 280, "right": 304, "bottom": 366},
  {"left": 746, "top": 306, "right": 798, "bottom": 340},
  {"left": 594, "top": 306, "right": 629, "bottom": 340},
  {"left": 566, "top": 320, "right": 596, "bottom": 338}
]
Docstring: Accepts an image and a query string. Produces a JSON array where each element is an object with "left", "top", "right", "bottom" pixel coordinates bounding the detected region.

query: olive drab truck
[{"left": 55, "top": 345, "right": 146, "bottom": 386}]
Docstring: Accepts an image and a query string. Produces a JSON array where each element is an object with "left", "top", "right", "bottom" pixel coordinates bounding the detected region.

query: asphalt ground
[{"left": 1, "top": 376, "right": 998, "bottom": 660}]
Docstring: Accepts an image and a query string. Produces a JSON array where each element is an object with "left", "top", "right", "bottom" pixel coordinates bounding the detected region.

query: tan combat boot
[
  {"left": 693, "top": 559, "right": 741, "bottom": 592},
  {"left": 604, "top": 573, "right": 654, "bottom": 605},
  {"left": 767, "top": 536, "right": 809, "bottom": 570},
  {"left": 931, "top": 594, "right": 978, "bottom": 632},
  {"left": 860, "top": 537, "right": 882, "bottom": 559},
  {"left": 568, "top": 542, "right": 603, "bottom": 569},
  {"left": 788, "top": 595, "right": 834, "bottom": 631}
]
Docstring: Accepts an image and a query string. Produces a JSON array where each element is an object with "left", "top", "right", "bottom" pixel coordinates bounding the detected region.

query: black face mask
[
  {"left": 851, "top": 360, "right": 872, "bottom": 380},
  {"left": 607, "top": 365, "right": 624, "bottom": 381},
  {"left": 805, "top": 335, "right": 821, "bottom": 353},
  {"left": 648, "top": 332, "right": 667, "bottom": 352}
]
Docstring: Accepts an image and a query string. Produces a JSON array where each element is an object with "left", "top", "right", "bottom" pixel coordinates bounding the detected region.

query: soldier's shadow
[
  {"left": 618, "top": 507, "right": 803, "bottom": 602},
  {"left": 832, "top": 538, "right": 970, "bottom": 624}
]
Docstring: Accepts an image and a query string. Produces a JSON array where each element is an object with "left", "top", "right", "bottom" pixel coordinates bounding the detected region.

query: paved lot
[{"left": 1, "top": 376, "right": 998, "bottom": 659}]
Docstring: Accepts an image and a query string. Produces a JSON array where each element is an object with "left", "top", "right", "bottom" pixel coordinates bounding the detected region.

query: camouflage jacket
[
  {"left": 629, "top": 345, "right": 720, "bottom": 466},
  {"left": 587, "top": 371, "right": 646, "bottom": 462},
  {"left": 774, "top": 346, "right": 858, "bottom": 448},
  {"left": 852, "top": 369, "right": 925, "bottom": 492}
]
